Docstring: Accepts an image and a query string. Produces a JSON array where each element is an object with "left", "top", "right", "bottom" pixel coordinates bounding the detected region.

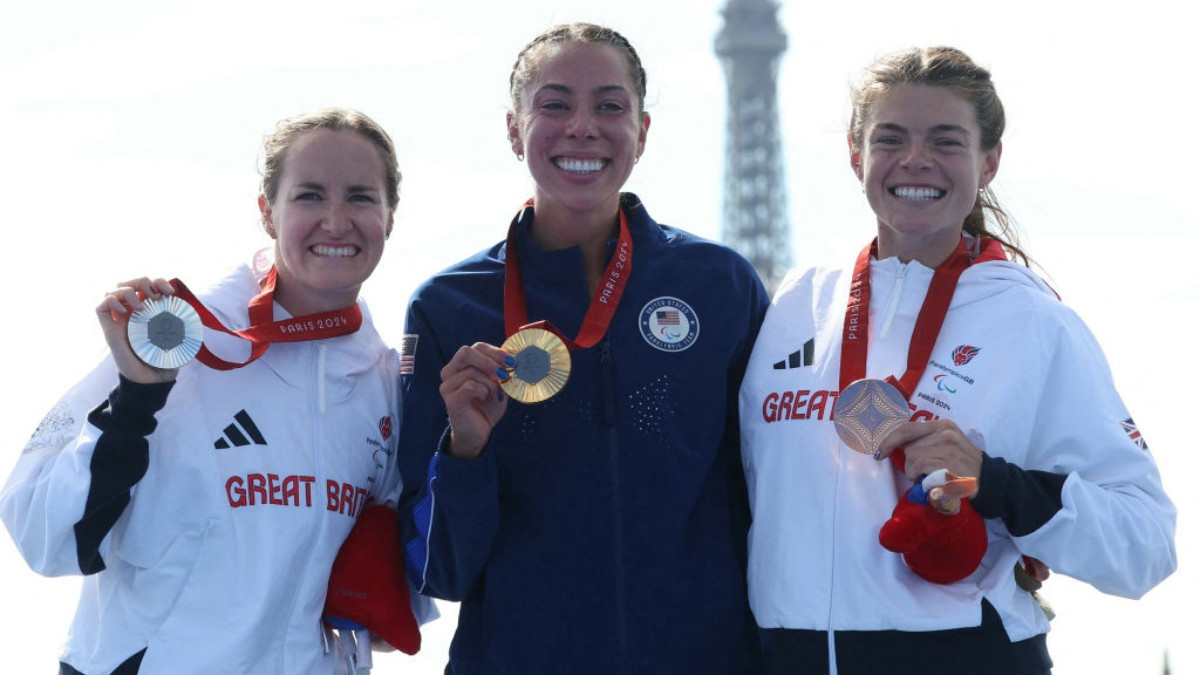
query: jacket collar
[{"left": 509, "top": 192, "right": 660, "bottom": 287}]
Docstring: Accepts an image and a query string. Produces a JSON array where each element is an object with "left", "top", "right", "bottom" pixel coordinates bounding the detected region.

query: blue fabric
[
  {"left": 974, "top": 452, "right": 1067, "bottom": 537},
  {"left": 398, "top": 195, "right": 768, "bottom": 674}
]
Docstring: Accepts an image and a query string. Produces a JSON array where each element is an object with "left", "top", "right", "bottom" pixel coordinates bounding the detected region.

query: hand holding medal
[
  {"left": 440, "top": 342, "right": 515, "bottom": 460},
  {"left": 97, "top": 277, "right": 192, "bottom": 384},
  {"left": 499, "top": 328, "right": 571, "bottom": 404},
  {"left": 100, "top": 266, "right": 364, "bottom": 384}
]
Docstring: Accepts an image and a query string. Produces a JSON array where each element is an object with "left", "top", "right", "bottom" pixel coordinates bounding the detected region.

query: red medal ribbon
[
  {"left": 503, "top": 199, "right": 634, "bottom": 350},
  {"left": 170, "top": 266, "right": 363, "bottom": 371},
  {"left": 839, "top": 236, "right": 1005, "bottom": 398}
]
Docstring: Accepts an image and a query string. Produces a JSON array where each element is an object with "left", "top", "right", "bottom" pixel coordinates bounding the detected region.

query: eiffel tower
[{"left": 714, "top": 0, "right": 791, "bottom": 294}]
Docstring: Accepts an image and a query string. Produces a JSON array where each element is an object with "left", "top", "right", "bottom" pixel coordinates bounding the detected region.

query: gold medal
[
  {"left": 500, "top": 328, "right": 570, "bottom": 404},
  {"left": 833, "top": 378, "right": 910, "bottom": 455},
  {"left": 126, "top": 295, "right": 204, "bottom": 369}
]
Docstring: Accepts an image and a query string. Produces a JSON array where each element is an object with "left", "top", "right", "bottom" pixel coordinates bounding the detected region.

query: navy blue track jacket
[{"left": 398, "top": 194, "right": 768, "bottom": 674}]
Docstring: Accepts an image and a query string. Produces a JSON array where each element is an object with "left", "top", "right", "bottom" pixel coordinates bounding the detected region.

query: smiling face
[
  {"left": 258, "top": 128, "right": 393, "bottom": 315},
  {"left": 506, "top": 41, "right": 650, "bottom": 246},
  {"left": 851, "top": 83, "right": 1001, "bottom": 266}
]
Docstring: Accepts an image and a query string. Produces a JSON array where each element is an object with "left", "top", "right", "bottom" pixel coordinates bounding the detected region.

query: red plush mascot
[
  {"left": 324, "top": 504, "right": 422, "bottom": 656},
  {"left": 877, "top": 450, "right": 987, "bottom": 584}
]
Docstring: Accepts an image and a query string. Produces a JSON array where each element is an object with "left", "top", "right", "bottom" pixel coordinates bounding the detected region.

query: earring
[{"left": 516, "top": 153, "right": 525, "bottom": 162}]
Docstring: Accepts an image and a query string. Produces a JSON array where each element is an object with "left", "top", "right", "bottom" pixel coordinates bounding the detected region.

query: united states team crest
[{"left": 639, "top": 297, "right": 699, "bottom": 352}]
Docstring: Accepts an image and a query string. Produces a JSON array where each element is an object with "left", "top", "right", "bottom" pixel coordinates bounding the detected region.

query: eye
[
  {"left": 294, "top": 191, "right": 322, "bottom": 202},
  {"left": 349, "top": 193, "right": 378, "bottom": 204},
  {"left": 871, "top": 135, "right": 902, "bottom": 146},
  {"left": 538, "top": 100, "right": 569, "bottom": 114},
  {"left": 597, "top": 101, "right": 627, "bottom": 114}
]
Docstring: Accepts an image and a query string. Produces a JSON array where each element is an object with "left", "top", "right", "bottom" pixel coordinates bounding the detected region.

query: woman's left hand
[{"left": 876, "top": 419, "right": 984, "bottom": 482}]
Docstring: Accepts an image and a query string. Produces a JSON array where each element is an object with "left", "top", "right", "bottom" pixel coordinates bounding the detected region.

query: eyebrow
[
  {"left": 293, "top": 182, "right": 380, "bottom": 193},
  {"left": 874, "top": 122, "right": 972, "bottom": 136},
  {"left": 535, "top": 83, "right": 632, "bottom": 97}
]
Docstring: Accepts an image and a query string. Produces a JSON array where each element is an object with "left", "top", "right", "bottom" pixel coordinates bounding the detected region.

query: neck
[
  {"left": 271, "top": 281, "right": 359, "bottom": 318},
  {"left": 529, "top": 199, "right": 621, "bottom": 295},
  {"left": 876, "top": 227, "right": 962, "bottom": 268}
]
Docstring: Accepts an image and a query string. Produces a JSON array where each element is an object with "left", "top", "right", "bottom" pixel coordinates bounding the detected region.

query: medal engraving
[
  {"left": 500, "top": 328, "right": 570, "bottom": 404},
  {"left": 147, "top": 312, "right": 186, "bottom": 350},
  {"left": 513, "top": 345, "right": 552, "bottom": 384},
  {"left": 833, "top": 378, "right": 910, "bottom": 454},
  {"left": 127, "top": 295, "right": 204, "bottom": 369}
]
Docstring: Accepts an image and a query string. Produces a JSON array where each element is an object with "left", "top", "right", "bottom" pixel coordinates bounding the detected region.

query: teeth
[
  {"left": 311, "top": 245, "right": 358, "bottom": 257},
  {"left": 556, "top": 158, "right": 605, "bottom": 174},
  {"left": 892, "top": 186, "right": 945, "bottom": 201}
]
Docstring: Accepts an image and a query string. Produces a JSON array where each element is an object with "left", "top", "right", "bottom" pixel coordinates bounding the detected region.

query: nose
[
  {"left": 322, "top": 201, "right": 353, "bottom": 235},
  {"left": 900, "top": 141, "right": 932, "bottom": 171},
  {"left": 565, "top": 108, "right": 599, "bottom": 139}
]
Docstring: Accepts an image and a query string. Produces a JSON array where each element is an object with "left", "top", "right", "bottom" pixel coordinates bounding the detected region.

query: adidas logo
[
  {"left": 214, "top": 410, "right": 268, "bottom": 449},
  {"left": 773, "top": 338, "right": 815, "bottom": 370}
]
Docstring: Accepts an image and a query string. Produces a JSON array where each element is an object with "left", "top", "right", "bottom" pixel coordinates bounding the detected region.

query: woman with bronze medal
[
  {"left": 396, "top": 23, "right": 767, "bottom": 674},
  {"left": 738, "top": 48, "right": 1177, "bottom": 674},
  {"left": 1, "top": 109, "right": 431, "bottom": 674}
]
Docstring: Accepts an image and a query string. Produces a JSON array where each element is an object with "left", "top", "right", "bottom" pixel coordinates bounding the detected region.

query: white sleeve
[
  {"left": 0, "top": 356, "right": 120, "bottom": 576},
  {"left": 370, "top": 349, "right": 404, "bottom": 508},
  {"left": 1014, "top": 307, "right": 1176, "bottom": 598}
]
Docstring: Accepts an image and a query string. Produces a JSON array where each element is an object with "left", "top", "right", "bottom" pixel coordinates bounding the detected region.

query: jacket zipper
[
  {"left": 601, "top": 339, "right": 627, "bottom": 670},
  {"left": 600, "top": 339, "right": 618, "bottom": 427},
  {"left": 289, "top": 343, "right": 330, "bottom": 673},
  {"left": 878, "top": 263, "right": 908, "bottom": 340}
]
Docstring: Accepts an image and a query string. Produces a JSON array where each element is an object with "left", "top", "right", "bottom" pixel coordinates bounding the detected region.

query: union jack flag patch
[{"left": 1121, "top": 417, "right": 1148, "bottom": 450}]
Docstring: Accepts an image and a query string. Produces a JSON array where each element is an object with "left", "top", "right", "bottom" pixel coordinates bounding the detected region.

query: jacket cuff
[
  {"left": 974, "top": 451, "right": 1068, "bottom": 537},
  {"left": 90, "top": 375, "right": 175, "bottom": 437},
  {"left": 431, "top": 426, "right": 497, "bottom": 494}
]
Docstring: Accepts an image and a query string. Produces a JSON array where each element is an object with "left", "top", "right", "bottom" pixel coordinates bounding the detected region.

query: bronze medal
[
  {"left": 500, "top": 328, "right": 571, "bottom": 404},
  {"left": 833, "top": 378, "right": 910, "bottom": 455}
]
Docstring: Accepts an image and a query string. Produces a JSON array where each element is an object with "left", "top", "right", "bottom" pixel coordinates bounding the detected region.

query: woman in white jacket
[
  {"left": 739, "top": 47, "right": 1176, "bottom": 674},
  {"left": 1, "top": 108, "right": 415, "bottom": 674}
]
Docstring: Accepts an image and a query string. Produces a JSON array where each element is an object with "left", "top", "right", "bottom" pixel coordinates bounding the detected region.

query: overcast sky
[{"left": 1, "top": 1, "right": 1194, "bottom": 672}]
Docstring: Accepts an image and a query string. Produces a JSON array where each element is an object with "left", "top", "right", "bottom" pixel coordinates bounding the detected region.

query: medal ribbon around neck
[
  {"left": 498, "top": 200, "right": 634, "bottom": 403},
  {"left": 169, "top": 266, "right": 362, "bottom": 371},
  {"left": 502, "top": 200, "right": 634, "bottom": 349},
  {"left": 839, "top": 235, "right": 1006, "bottom": 397},
  {"left": 832, "top": 236, "right": 1004, "bottom": 455}
]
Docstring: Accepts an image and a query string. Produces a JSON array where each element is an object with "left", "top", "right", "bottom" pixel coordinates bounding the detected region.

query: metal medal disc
[
  {"left": 126, "top": 295, "right": 204, "bottom": 369},
  {"left": 499, "top": 328, "right": 571, "bottom": 404},
  {"left": 833, "top": 378, "right": 910, "bottom": 454}
]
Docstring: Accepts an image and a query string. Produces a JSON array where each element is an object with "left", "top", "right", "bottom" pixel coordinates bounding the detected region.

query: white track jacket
[
  {"left": 1, "top": 264, "right": 405, "bottom": 674},
  {"left": 739, "top": 251, "right": 1176, "bottom": 645}
]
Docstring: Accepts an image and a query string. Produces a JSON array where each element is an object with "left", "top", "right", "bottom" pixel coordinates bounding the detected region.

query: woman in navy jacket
[{"left": 397, "top": 23, "right": 767, "bottom": 675}]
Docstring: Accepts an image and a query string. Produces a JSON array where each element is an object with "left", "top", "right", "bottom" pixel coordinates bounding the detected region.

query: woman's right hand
[
  {"left": 439, "top": 342, "right": 513, "bottom": 460},
  {"left": 95, "top": 277, "right": 180, "bottom": 385}
]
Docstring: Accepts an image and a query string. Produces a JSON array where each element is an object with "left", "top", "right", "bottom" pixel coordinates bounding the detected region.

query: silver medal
[{"left": 127, "top": 295, "right": 204, "bottom": 369}]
